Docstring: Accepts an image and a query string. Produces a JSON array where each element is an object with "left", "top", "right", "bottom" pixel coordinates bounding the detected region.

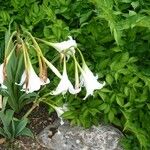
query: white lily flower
[
  {"left": 80, "top": 63, "right": 105, "bottom": 100},
  {"left": 19, "top": 63, "right": 50, "bottom": 93},
  {"left": 50, "top": 36, "right": 77, "bottom": 55},
  {"left": 51, "top": 57, "right": 80, "bottom": 95}
]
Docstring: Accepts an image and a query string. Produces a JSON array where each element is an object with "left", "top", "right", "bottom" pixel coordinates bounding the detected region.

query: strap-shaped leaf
[
  {"left": 4, "top": 109, "right": 14, "bottom": 127},
  {"left": 0, "top": 127, "right": 7, "bottom": 138},
  {"left": 17, "top": 127, "right": 34, "bottom": 138},
  {"left": 15, "top": 118, "right": 28, "bottom": 136}
]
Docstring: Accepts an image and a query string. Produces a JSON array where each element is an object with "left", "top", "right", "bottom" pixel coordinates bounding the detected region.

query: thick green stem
[
  {"left": 42, "top": 100, "right": 55, "bottom": 109},
  {"left": 23, "top": 102, "right": 39, "bottom": 118}
]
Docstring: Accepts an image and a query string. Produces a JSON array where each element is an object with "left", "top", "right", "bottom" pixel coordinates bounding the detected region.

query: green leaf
[
  {"left": 147, "top": 103, "right": 150, "bottom": 110},
  {"left": 110, "top": 61, "right": 126, "bottom": 71},
  {"left": 63, "top": 111, "right": 75, "bottom": 119},
  {"left": 33, "top": 3, "right": 39, "bottom": 14},
  {"left": 98, "top": 92, "right": 107, "bottom": 100},
  {"left": 100, "top": 88, "right": 112, "bottom": 93},
  {"left": 99, "top": 103, "right": 108, "bottom": 111},
  {"left": 80, "top": 11, "right": 92, "bottom": 24},
  {"left": 114, "top": 72, "right": 119, "bottom": 81},
  {"left": 128, "top": 76, "right": 139, "bottom": 85},
  {"left": 89, "top": 108, "right": 100, "bottom": 116},
  {"left": 2, "top": 124, "right": 11, "bottom": 140},
  {"left": 108, "top": 110, "right": 114, "bottom": 122},
  {"left": 124, "top": 87, "right": 129, "bottom": 96},
  {"left": 121, "top": 52, "right": 129, "bottom": 62},
  {"left": 0, "top": 110, "right": 14, "bottom": 139},
  {"left": 16, "top": 118, "right": 28, "bottom": 136},
  {"left": 104, "top": 104, "right": 110, "bottom": 113},
  {"left": 128, "top": 57, "right": 138, "bottom": 63},
  {"left": 131, "top": 1, "right": 139, "bottom": 9},
  {"left": 106, "top": 74, "right": 114, "bottom": 85},
  {"left": 18, "top": 128, "right": 34, "bottom": 138},
  {"left": 110, "top": 93, "right": 116, "bottom": 103},
  {"left": 113, "top": 28, "right": 122, "bottom": 45},
  {"left": 0, "top": 109, "right": 14, "bottom": 128},
  {"left": 0, "top": 127, "right": 6, "bottom": 138},
  {"left": 83, "top": 109, "right": 89, "bottom": 118},
  {"left": 116, "top": 96, "right": 124, "bottom": 107}
]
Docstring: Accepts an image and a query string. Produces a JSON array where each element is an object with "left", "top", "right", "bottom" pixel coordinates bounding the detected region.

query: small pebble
[{"left": 76, "top": 139, "right": 80, "bottom": 144}]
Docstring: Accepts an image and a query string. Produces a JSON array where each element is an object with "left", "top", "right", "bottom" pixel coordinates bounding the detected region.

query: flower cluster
[{"left": 0, "top": 32, "right": 105, "bottom": 100}]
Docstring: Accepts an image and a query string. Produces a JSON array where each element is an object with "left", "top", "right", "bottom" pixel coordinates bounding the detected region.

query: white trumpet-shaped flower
[
  {"left": 80, "top": 63, "right": 105, "bottom": 100},
  {"left": 53, "top": 104, "right": 68, "bottom": 125},
  {"left": 50, "top": 36, "right": 77, "bottom": 55},
  {"left": 51, "top": 57, "right": 80, "bottom": 95},
  {"left": 19, "top": 63, "right": 50, "bottom": 93}
]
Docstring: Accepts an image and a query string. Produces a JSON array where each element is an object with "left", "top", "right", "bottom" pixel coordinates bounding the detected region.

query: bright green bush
[{"left": 0, "top": 0, "right": 150, "bottom": 149}]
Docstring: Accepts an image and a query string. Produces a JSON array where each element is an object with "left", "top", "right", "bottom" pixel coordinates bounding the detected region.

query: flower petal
[
  {"left": 51, "top": 57, "right": 79, "bottom": 95},
  {"left": 19, "top": 64, "right": 49, "bottom": 93},
  {"left": 50, "top": 72, "right": 68, "bottom": 95},
  {"left": 50, "top": 36, "right": 77, "bottom": 56},
  {"left": 80, "top": 63, "right": 105, "bottom": 100},
  {"left": 40, "top": 78, "right": 50, "bottom": 85},
  {"left": 68, "top": 82, "right": 81, "bottom": 94},
  {"left": 53, "top": 105, "right": 68, "bottom": 125}
]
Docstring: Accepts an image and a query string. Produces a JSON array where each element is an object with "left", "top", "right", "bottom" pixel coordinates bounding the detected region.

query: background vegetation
[{"left": 0, "top": 0, "right": 150, "bottom": 149}]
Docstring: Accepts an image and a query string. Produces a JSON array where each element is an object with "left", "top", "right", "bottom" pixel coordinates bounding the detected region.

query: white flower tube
[
  {"left": 80, "top": 63, "right": 105, "bottom": 100},
  {"left": 52, "top": 104, "right": 68, "bottom": 125},
  {"left": 50, "top": 36, "right": 77, "bottom": 54},
  {"left": 43, "top": 57, "right": 62, "bottom": 79},
  {"left": 19, "top": 63, "right": 50, "bottom": 93},
  {"left": 54, "top": 106, "right": 65, "bottom": 125},
  {"left": 0, "top": 63, "right": 4, "bottom": 85},
  {"left": 19, "top": 40, "right": 50, "bottom": 93},
  {"left": 51, "top": 57, "right": 80, "bottom": 95},
  {"left": 0, "top": 63, "right": 7, "bottom": 89}
]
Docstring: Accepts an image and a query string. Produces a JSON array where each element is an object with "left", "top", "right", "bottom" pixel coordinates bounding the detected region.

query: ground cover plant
[{"left": 0, "top": 0, "right": 150, "bottom": 149}]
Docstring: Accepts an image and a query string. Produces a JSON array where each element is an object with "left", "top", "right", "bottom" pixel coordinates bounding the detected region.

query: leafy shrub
[{"left": 0, "top": 0, "right": 150, "bottom": 149}]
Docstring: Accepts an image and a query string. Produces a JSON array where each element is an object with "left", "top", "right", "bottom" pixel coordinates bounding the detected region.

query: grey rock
[{"left": 38, "top": 121, "right": 123, "bottom": 150}]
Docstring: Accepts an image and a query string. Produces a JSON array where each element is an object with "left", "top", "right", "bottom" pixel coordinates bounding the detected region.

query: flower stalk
[
  {"left": 26, "top": 32, "right": 62, "bottom": 79},
  {"left": 23, "top": 102, "right": 39, "bottom": 118},
  {"left": 73, "top": 54, "right": 105, "bottom": 99},
  {"left": 5, "top": 31, "right": 17, "bottom": 57}
]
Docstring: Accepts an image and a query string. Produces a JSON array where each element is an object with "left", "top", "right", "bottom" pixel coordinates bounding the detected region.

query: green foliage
[
  {"left": 0, "top": 29, "right": 37, "bottom": 112},
  {"left": 0, "top": 0, "right": 150, "bottom": 149},
  {"left": 0, "top": 98, "right": 33, "bottom": 140},
  {"left": 4, "top": 56, "right": 37, "bottom": 112},
  {"left": 63, "top": 97, "right": 101, "bottom": 128}
]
